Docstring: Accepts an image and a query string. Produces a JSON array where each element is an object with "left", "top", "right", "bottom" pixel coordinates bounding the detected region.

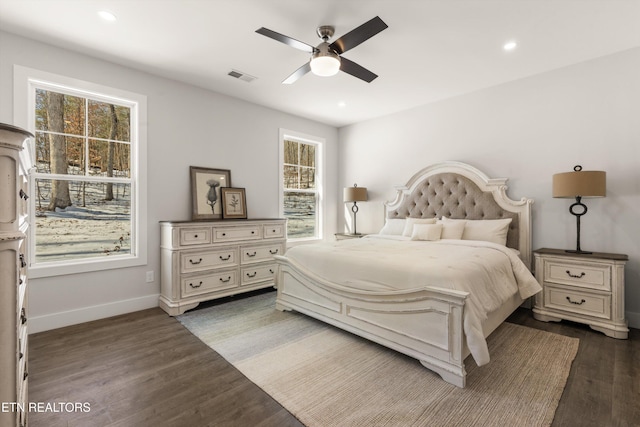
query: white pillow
[
  {"left": 379, "top": 218, "right": 406, "bottom": 236},
  {"left": 441, "top": 216, "right": 512, "bottom": 246},
  {"left": 402, "top": 217, "right": 437, "bottom": 237},
  {"left": 461, "top": 218, "right": 512, "bottom": 246},
  {"left": 410, "top": 223, "right": 443, "bottom": 241},
  {"left": 437, "top": 218, "right": 466, "bottom": 239}
]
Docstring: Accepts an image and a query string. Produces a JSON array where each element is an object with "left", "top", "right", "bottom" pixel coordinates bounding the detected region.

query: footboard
[{"left": 274, "top": 255, "right": 470, "bottom": 387}]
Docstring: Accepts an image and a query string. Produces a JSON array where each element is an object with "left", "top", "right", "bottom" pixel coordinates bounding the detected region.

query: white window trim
[
  {"left": 13, "top": 65, "right": 147, "bottom": 278},
  {"left": 278, "top": 128, "right": 324, "bottom": 243}
]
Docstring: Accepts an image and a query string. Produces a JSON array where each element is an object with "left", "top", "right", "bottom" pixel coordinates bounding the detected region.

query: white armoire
[{"left": 0, "top": 123, "right": 34, "bottom": 427}]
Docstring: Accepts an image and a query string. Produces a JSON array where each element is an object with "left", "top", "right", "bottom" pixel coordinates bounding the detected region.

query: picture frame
[
  {"left": 221, "top": 187, "right": 247, "bottom": 219},
  {"left": 190, "top": 166, "right": 231, "bottom": 220}
]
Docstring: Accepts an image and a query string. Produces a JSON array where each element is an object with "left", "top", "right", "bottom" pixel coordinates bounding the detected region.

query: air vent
[{"left": 228, "top": 70, "right": 257, "bottom": 83}]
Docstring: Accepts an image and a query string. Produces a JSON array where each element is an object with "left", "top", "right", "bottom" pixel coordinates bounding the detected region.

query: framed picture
[
  {"left": 190, "top": 166, "right": 231, "bottom": 220},
  {"left": 221, "top": 187, "right": 247, "bottom": 219}
]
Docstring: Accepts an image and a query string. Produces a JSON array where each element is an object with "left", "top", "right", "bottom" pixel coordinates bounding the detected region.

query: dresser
[
  {"left": 533, "top": 248, "right": 628, "bottom": 339},
  {"left": 159, "top": 219, "right": 286, "bottom": 315},
  {"left": 0, "top": 123, "right": 33, "bottom": 427}
]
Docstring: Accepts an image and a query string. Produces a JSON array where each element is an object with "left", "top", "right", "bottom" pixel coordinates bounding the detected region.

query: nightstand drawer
[
  {"left": 544, "top": 259, "right": 610, "bottom": 291},
  {"left": 544, "top": 285, "right": 610, "bottom": 320}
]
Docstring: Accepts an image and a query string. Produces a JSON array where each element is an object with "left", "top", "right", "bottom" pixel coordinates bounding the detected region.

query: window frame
[
  {"left": 278, "top": 128, "right": 324, "bottom": 243},
  {"left": 13, "top": 65, "right": 147, "bottom": 278}
]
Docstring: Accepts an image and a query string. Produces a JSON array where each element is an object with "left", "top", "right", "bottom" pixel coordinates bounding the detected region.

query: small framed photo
[
  {"left": 221, "top": 187, "right": 247, "bottom": 219},
  {"left": 190, "top": 166, "right": 231, "bottom": 220}
]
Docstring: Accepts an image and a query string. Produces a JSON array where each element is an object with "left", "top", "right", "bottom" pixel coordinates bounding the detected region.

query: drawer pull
[
  {"left": 20, "top": 308, "right": 27, "bottom": 325},
  {"left": 246, "top": 251, "right": 257, "bottom": 257},
  {"left": 219, "top": 254, "right": 231, "bottom": 261},
  {"left": 222, "top": 233, "right": 226, "bottom": 236},
  {"left": 251, "top": 231, "right": 255, "bottom": 234},
  {"left": 19, "top": 254, "right": 26, "bottom": 268},
  {"left": 566, "top": 296, "right": 586, "bottom": 305},
  {"left": 19, "top": 351, "right": 23, "bottom": 360},
  {"left": 246, "top": 272, "right": 257, "bottom": 278},
  {"left": 19, "top": 189, "right": 29, "bottom": 200},
  {"left": 269, "top": 249, "right": 279, "bottom": 255},
  {"left": 269, "top": 269, "right": 274, "bottom": 274},
  {"left": 194, "top": 234, "right": 198, "bottom": 238},
  {"left": 272, "top": 229, "right": 276, "bottom": 233},
  {"left": 220, "top": 276, "right": 231, "bottom": 283},
  {"left": 189, "top": 258, "right": 203, "bottom": 265},
  {"left": 23, "top": 372, "right": 28, "bottom": 380},
  {"left": 566, "top": 270, "right": 585, "bottom": 279},
  {"left": 189, "top": 281, "right": 203, "bottom": 289}
]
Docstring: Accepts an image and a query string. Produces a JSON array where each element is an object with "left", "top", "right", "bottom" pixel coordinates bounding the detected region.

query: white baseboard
[{"left": 29, "top": 294, "right": 160, "bottom": 334}]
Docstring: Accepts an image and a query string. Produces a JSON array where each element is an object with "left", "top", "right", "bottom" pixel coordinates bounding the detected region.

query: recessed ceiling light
[
  {"left": 338, "top": 101, "right": 347, "bottom": 108},
  {"left": 98, "top": 10, "right": 117, "bottom": 21},
  {"left": 503, "top": 41, "right": 517, "bottom": 51}
]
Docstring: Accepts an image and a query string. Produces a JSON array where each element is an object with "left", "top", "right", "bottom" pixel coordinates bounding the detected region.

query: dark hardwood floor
[{"left": 28, "top": 291, "right": 639, "bottom": 427}]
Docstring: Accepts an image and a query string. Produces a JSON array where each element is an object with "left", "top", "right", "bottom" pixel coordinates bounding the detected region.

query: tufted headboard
[{"left": 384, "top": 161, "right": 534, "bottom": 268}]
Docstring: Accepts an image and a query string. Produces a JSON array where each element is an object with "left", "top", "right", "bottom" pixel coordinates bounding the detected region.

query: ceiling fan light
[
  {"left": 310, "top": 56, "right": 341, "bottom": 76},
  {"left": 310, "top": 43, "right": 341, "bottom": 77}
]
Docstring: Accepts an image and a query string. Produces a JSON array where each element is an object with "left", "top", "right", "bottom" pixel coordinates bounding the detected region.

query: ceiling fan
[{"left": 256, "top": 16, "right": 388, "bottom": 84}]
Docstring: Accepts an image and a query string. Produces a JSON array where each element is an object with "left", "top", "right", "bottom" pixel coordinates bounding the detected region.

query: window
[
  {"left": 14, "top": 66, "right": 147, "bottom": 277},
  {"left": 279, "top": 129, "right": 323, "bottom": 241}
]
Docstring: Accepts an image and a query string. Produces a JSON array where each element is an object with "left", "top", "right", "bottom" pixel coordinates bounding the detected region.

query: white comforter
[{"left": 284, "top": 235, "right": 542, "bottom": 365}]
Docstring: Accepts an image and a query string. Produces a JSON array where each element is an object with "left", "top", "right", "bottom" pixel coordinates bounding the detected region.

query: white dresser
[
  {"left": 159, "top": 219, "right": 286, "bottom": 315},
  {"left": 0, "top": 124, "right": 33, "bottom": 427},
  {"left": 533, "top": 248, "right": 628, "bottom": 339}
]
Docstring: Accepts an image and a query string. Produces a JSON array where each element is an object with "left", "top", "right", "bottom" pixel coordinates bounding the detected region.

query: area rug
[{"left": 178, "top": 292, "right": 579, "bottom": 427}]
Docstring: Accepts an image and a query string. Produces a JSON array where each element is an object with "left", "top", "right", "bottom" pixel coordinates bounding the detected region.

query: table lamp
[
  {"left": 343, "top": 183, "right": 368, "bottom": 235},
  {"left": 552, "top": 165, "right": 606, "bottom": 254}
]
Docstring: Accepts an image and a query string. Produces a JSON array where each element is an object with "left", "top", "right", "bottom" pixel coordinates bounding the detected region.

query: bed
[{"left": 274, "top": 161, "right": 541, "bottom": 387}]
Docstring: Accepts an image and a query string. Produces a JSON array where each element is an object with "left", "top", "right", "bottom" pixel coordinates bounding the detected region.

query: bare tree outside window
[
  {"left": 283, "top": 139, "right": 318, "bottom": 239},
  {"left": 33, "top": 88, "right": 133, "bottom": 262}
]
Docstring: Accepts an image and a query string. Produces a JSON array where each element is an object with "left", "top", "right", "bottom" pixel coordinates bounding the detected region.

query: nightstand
[
  {"left": 533, "top": 248, "right": 628, "bottom": 339},
  {"left": 335, "top": 233, "right": 367, "bottom": 240}
]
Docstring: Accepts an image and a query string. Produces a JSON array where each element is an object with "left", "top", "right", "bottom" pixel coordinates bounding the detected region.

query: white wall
[
  {"left": 338, "top": 48, "right": 640, "bottom": 328},
  {"left": 0, "top": 31, "right": 339, "bottom": 332}
]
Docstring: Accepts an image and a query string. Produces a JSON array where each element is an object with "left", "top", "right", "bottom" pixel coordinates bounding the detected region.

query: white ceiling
[{"left": 1, "top": 0, "right": 639, "bottom": 127}]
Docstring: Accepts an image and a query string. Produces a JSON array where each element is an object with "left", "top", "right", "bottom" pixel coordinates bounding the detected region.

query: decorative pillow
[
  {"left": 461, "top": 218, "right": 512, "bottom": 246},
  {"left": 437, "top": 218, "right": 466, "bottom": 239},
  {"left": 402, "top": 217, "right": 437, "bottom": 237},
  {"left": 410, "top": 223, "right": 443, "bottom": 241},
  {"left": 441, "top": 217, "right": 512, "bottom": 246},
  {"left": 379, "top": 218, "right": 406, "bottom": 235}
]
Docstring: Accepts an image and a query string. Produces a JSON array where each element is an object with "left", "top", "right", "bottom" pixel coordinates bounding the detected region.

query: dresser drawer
[
  {"left": 180, "top": 247, "right": 237, "bottom": 273},
  {"left": 543, "top": 285, "right": 611, "bottom": 320},
  {"left": 179, "top": 228, "right": 211, "bottom": 246},
  {"left": 213, "top": 225, "right": 261, "bottom": 242},
  {"left": 240, "top": 243, "right": 284, "bottom": 264},
  {"left": 544, "top": 259, "right": 610, "bottom": 291},
  {"left": 241, "top": 264, "right": 277, "bottom": 286},
  {"left": 264, "top": 223, "right": 285, "bottom": 239},
  {"left": 181, "top": 270, "right": 238, "bottom": 297}
]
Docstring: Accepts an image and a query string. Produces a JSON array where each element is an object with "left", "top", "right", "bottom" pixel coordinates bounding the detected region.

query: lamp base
[{"left": 565, "top": 249, "right": 593, "bottom": 255}]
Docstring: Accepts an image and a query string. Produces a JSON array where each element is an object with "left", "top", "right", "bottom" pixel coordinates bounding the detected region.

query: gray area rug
[{"left": 178, "top": 291, "right": 579, "bottom": 427}]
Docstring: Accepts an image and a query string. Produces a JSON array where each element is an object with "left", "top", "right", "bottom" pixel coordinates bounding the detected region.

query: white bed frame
[{"left": 274, "top": 161, "right": 533, "bottom": 387}]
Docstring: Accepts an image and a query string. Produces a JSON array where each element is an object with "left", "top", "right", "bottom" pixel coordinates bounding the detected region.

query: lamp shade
[
  {"left": 344, "top": 185, "right": 368, "bottom": 202},
  {"left": 552, "top": 167, "right": 606, "bottom": 198}
]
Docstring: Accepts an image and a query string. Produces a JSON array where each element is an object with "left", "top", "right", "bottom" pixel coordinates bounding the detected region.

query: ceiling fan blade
[
  {"left": 282, "top": 62, "right": 312, "bottom": 84},
  {"left": 339, "top": 57, "right": 378, "bottom": 83},
  {"left": 256, "top": 27, "right": 315, "bottom": 53},
  {"left": 329, "top": 16, "right": 388, "bottom": 55}
]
